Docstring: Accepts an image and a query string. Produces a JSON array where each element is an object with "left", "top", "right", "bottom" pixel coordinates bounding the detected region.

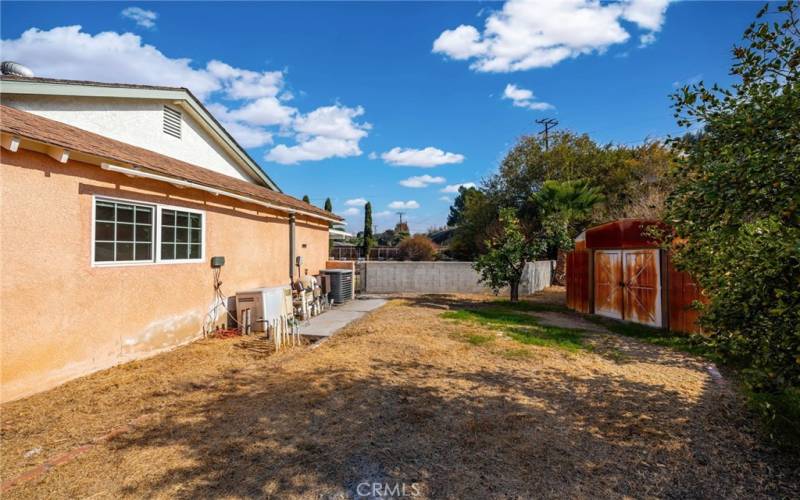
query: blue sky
[{"left": 1, "top": 1, "right": 759, "bottom": 233}]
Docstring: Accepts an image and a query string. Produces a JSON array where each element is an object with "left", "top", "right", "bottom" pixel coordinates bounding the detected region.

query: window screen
[
  {"left": 160, "top": 209, "right": 202, "bottom": 260},
  {"left": 94, "top": 200, "right": 154, "bottom": 263}
]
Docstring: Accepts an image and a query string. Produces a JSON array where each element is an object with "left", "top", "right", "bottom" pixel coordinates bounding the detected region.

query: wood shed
[{"left": 565, "top": 219, "right": 702, "bottom": 333}]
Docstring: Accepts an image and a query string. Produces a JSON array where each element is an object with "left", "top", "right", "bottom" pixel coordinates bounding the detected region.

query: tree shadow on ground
[{"left": 111, "top": 354, "right": 798, "bottom": 498}]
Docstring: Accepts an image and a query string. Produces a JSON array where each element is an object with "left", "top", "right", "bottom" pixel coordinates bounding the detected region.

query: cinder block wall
[{"left": 363, "top": 261, "right": 554, "bottom": 295}]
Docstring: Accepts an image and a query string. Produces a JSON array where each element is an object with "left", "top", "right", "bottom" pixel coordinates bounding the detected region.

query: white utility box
[{"left": 235, "top": 285, "right": 292, "bottom": 333}]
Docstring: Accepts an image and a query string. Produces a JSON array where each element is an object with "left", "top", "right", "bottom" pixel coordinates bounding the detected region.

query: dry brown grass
[{"left": 2, "top": 292, "right": 798, "bottom": 499}]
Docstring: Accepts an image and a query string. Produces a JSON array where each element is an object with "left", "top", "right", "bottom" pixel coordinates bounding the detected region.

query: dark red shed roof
[{"left": 583, "top": 219, "right": 667, "bottom": 249}]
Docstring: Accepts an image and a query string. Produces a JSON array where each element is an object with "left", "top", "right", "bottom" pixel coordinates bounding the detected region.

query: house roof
[
  {"left": 0, "top": 104, "right": 341, "bottom": 222},
  {"left": 0, "top": 75, "right": 281, "bottom": 192}
]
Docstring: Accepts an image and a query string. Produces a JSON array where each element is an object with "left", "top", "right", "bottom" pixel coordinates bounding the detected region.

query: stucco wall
[
  {"left": 0, "top": 149, "right": 329, "bottom": 402},
  {"left": 362, "top": 261, "right": 554, "bottom": 295},
  {"left": 2, "top": 95, "right": 255, "bottom": 182}
]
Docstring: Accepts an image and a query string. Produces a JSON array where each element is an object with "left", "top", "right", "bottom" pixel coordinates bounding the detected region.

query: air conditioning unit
[
  {"left": 235, "top": 285, "right": 292, "bottom": 333},
  {"left": 320, "top": 269, "right": 353, "bottom": 304}
]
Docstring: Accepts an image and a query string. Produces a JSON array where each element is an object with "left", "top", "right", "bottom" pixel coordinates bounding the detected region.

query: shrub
[
  {"left": 666, "top": 1, "right": 799, "bottom": 446},
  {"left": 667, "top": 1, "right": 799, "bottom": 391},
  {"left": 397, "top": 235, "right": 437, "bottom": 261}
]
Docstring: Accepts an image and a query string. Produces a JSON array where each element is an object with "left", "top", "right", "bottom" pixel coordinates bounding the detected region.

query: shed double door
[{"left": 594, "top": 249, "right": 662, "bottom": 327}]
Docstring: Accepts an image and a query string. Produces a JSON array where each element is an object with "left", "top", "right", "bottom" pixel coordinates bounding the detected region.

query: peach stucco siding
[{"left": 0, "top": 149, "right": 329, "bottom": 402}]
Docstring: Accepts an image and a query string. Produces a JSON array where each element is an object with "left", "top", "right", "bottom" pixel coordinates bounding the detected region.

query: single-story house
[{"left": 0, "top": 75, "right": 342, "bottom": 402}]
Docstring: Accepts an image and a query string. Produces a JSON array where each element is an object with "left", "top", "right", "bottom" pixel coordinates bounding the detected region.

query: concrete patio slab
[{"left": 299, "top": 298, "right": 387, "bottom": 338}]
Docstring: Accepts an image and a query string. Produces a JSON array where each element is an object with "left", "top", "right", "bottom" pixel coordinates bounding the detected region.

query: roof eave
[{"left": 0, "top": 78, "right": 282, "bottom": 193}]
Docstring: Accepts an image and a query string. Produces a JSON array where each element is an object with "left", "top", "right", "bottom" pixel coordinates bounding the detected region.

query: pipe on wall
[
  {"left": 289, "top": 214, "right": 296, "bottom": 281},
  {"left": 98, "top": 163, "right": 341, "bottom": 223}
]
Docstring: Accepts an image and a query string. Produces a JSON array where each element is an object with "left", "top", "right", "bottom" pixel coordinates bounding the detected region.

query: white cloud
[
  {"left": 368, "top": 152, "right": 378, "bottom": 160},
  {"left": 374, "top": 210, "right": 393, "bottom": 218},
  {"left": 0, "top": 26, "right": 221, "bottom": 98},
  {"left": 639, "top": 32, "right": 657, "bottom": 47},
  {"left": 0, "top": 25, "right": 368, "bottom": 164},
  {"left": 0, "top": 25, "right": 292, "bottom": 103},
  {"left": 204, "top": 60, "right": 285, "bottom": 100},
  {"left": 293, "top": 105, "right": 371, "bottom": 141},
  {"left": 433, "top": 0, "right": 671, "bottom": 72},
  {"left": 441, "top": 182, "right": 476, "bottom": 193},
  {"left": 399, "top": 175, "right": 446, "bottom": 188},
  {"left": 502, "top": 84, "right": 554, "bottom": 111},
  {"left": 345, "top": 198, "right": 368, "bottom": 206},
  {"left": 342, "top": 207, "right": 360, "bottom": 216},
  {"left": 622, "top": 0, "right": 670, "bottom": 31},
  {"left": 220, "top": 120, "right": 273, "bottom": 148},
  {"left": 381, "top": 147, "right": 465, "bottom": 168},
  {"left": 266, "top": 136, "right": 357, "bottom": 164},
  {"left": 229, "top": 97, "right": 296, "bottom": 126},
  {"left": 388, "top": 200, "right": 420, "bottom": 210},
  {"left": 121, "top": 7, "right": 157, "bottom": 28},
  {"left": 266, "top": 104, "right": 371, "bottom": 165},
  {"left": 205, "top": 103, "right": 273, "bottom": 148},
  {"left": 439, "top": 196, "right": 452, "bottom": 202}
]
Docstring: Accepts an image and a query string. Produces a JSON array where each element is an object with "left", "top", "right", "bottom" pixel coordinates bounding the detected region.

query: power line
[{"left": 535, "top": 118, "right": 559, "bottom": 151}]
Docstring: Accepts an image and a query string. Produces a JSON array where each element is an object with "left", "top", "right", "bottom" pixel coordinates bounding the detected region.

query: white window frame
[
  {"left": 155, "top": 203, "right": 206, "bottom": 265},
  {"left": 91, "top": 195, "right": 205, "bottom": 267}
]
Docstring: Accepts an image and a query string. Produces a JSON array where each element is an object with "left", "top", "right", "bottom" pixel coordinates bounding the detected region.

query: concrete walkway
[{"left": 299, "top": 298, "right": 387, "bottom": 338}]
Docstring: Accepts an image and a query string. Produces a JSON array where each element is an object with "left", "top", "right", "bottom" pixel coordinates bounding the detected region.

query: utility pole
[{"left": 535, "top": 118, "right": 559, "bottom": 151}]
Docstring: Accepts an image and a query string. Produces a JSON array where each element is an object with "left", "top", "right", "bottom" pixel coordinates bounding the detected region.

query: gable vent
[{"left": 163, "top": 105, "right": 182, "bottom": 139}]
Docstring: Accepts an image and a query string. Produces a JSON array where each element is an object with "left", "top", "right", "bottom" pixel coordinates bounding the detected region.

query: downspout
[{"left": 289, "top": 214, "right": 296, "bottom": 282}]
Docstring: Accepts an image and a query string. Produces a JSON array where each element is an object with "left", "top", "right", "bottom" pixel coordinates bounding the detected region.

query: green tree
[
  {"left": 474, "top": 208, "right": 545, "bottom": 302},
  {"left": 447, "top": 187, "right": 497, "bottom": 261},
  {"left": 447, "top": 186, "right": 481, "bottom": 226},
  {"left": 486, "top": 131, "right": 673, "bottom": 222},
  {"left": 302, "top": 195, "right": 311, "bottom": 204},
  {"left": 324, "top": 198, "right": 333, "bottom": 212},
  {"left": 532, "top": 179, "right": 605, "bottom": 249},
  {"left": 532, "top": 179, "right": 605, "bottom": 283},
  {"left": 362, "top": 202, "right": 374, "bottom": 259},
  {"left": 667, "top": 0, "right": 800, "bottom": 399}
]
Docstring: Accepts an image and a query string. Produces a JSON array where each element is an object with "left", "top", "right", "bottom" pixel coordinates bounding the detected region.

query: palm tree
[{"left": 531, "top": 179, "right": 605, "bottom": 284}]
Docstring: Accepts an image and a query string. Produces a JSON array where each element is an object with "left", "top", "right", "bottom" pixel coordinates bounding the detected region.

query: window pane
[
  {"left": 190, "top": 228, "right": 201, "bottom": 243},
  {"left": 135, "top": 224, "right": 152, "bottom": 242},
  {"left": 116, "top": 223, "right": 134, "bottom": 242},
  {"left": 117, "top": 204, "right": 134, "bottom": 223},
  {"left": 161, "top": 243, "right": 174, "bottom": 260},
  {"left": 95, "top": 221, "right": 114, "bottom": 240},
  {"left": 190, "top": 244, "right": 201, "bottom": 259},
  {"left": 135, "top": 207, "right": 152, "bottom": 223},
  {"left": 189, "top": 213, "right": 201, "bottom": 227},
  {"left": 94, "top": 199, "right": 158, "bottom": 264},
  {"left": 175, "top": 244, "right": 188, "bottom": 259},
  {"left": 162, "top": 209, "right": 175, "bottom": 226},
  {"left": 176, "top": 212, "right": 189, "bottom": 227},
  {"left": 116, "top": 242, "right": 134, "bottom": 261},
  {"left": 96, "top": 202, "right": 115, "bottom": 221},
  {"left": 95, "top": 242, "right": 114, "bottom": 261},
  {"left": 135, "top": 243, "right": 152, "bottom": 261},
  {"left": 176, "top": 227, "right": 188, "bottom": 243},
  {"left": 161, "top": 226, "right": 175, "bottom": 243}
]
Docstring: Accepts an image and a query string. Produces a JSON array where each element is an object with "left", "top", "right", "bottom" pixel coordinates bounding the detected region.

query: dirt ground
[{"left": 1, "top": 289, "right": 798, "bottom": 499}]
